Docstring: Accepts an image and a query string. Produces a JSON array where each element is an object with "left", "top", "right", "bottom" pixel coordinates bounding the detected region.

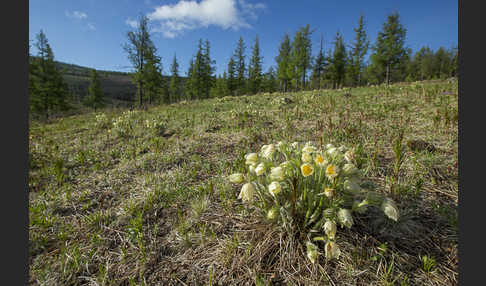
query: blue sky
[{"left": 29, "top": 0, "right": 457, "bottom": 76}]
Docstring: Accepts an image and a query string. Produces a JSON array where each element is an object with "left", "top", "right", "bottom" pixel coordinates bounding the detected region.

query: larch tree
[
  {"left": 169, "top": 54, "right": 181, "bottom": 103},
  {"left": 275, "top": 33, "right": 292, "bottom": 92},
  {"left": 349, "top": 14, "right": 369, "bottom": 86},
  {"left": 85, "top": 69, "right": 105, "bottom": 110},
  {"left": 234, "top": 36, "right": 246, "bottom": 96},
  {"left": 248, "top": 35, "right": 263, "bottom": 94},
  {"left": 369, "top": 11, "right": 407, "bottom": 85},
  {"left": 124, "top": 15, "right": 155, "bottom": 106}
]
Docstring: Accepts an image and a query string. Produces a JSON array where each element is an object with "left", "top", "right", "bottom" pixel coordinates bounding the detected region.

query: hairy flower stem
[{"left": 292, "top": 177, "right": 297, "bottom": 218}]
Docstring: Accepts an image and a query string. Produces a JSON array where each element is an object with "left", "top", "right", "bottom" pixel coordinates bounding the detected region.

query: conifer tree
[
  {"left": 169, "top": 54, "right": 181, "bottom": 103},
  {"left": 276, "top": 33, "right": 292, "bottom": 92},
  {"left": 186, "top": 58, "right": 195, "bottom": 100},
  {"left": 349, "top": 15, "right": 369, "bottom": 86},
  {"left": 30, "top": 30, "right": 69, "bottom": 119},
  {"left": 124, "top": 15, "right": 155, "bottom": 106},
  {"left": 263, "top": 66, "right": 278, "bottom": 93},
  {"left": 227, "top": 56, "right": 237, "bottom": 96},
  {"left": 85, "top": 69, "right": 105, "bottom": 110},
  {"left": 234, "top": 37, "right": 246, "bottom": 95},
  {"left": 144, "top": 45, "right": 164, "bottom": 104},
  {"left": 369, "top": 12, "right": 407, "bottom": 84},
  {"left": 202, "top": 39, "right": 215, "bottom": 99},
  {"left": 248, "top": 35, "right": 263, "bottom": 94},
  {"left": 329, "top": 32, "right": 347, "bottom": 89},
  {"left": 311, "top": 35, "right": 326, "bottom": 90},
  {"left": 290, "top": 24, "right": 312, "bottom": 90}
]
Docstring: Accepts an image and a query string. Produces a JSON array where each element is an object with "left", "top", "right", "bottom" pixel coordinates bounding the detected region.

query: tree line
[{"left": 29, "top": 11, "right": 458, "bottom": 117}]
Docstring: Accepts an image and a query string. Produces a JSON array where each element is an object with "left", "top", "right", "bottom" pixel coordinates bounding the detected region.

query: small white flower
[
  {"left": 270, "top": 166, "right": 285, "bottom": 181},
  {"left": 255, "top": 163, "right": 266, "bottom": 176},
  {"left": 381, "top": 198, "right": 399, "bottom": 221},
  {"left": 324, "top": 220, "right": 337, "bottom": 240},
  {"left": 338, "top": 145, "right": 347, "bottom": 152},
  {"left": 245, "top": 153, "right": 258, "bottom": 166},
  {"left": 337, "top": 208, "right": 354, "bottom": 229},
  {"left": 306, "top": 241, "right": 320, "bottom": 264},
  {"left": 229, "top": 173, "right": 244, "bottom": 183},
  {"left": 268, "top": 181, "right": 282, "bottom": 196},
  {"left": 324, "top": 241, "right": 341, "bottom": 260},
  {"left": 291, "top": 142, "right": 299, "bottom": 149},
  {"left": 238, "top": 183, "right": 256, "bottom": 202},
  {"left": 301, "top": 152, "right": 313, "bottom": 163},
  {"left": 325, "top": 143, "right": 335, "bottom": 150}
]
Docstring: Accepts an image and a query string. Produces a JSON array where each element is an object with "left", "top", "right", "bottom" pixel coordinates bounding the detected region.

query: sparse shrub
[
  {"left": 228, "top": 141, "right": 399, "bottom": 263},
  {"left": 111, "top": 110, "right": 139, "bottom": 137}
]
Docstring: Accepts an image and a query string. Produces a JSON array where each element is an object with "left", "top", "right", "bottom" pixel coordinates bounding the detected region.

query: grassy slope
[{"left": 29, "top": 80, "right": 458, "bottom": 285}]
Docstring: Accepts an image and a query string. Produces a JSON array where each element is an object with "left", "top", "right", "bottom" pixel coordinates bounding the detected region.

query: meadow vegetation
[{"left": 29, "top": 80, "right": 458, "bottom": 285}]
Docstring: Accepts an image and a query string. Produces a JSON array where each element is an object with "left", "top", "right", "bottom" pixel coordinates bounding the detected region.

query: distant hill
[{"left": 30, "top": 57, "right": 181, "bottom": 107}]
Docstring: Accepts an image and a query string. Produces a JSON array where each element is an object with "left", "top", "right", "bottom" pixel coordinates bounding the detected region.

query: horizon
[{"left": 29, "top": 0, "right": 457, "bottom": 76}]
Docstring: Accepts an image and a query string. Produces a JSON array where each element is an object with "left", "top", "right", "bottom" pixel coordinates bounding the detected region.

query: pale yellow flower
[
  {"left": 301, "top": 152, "right": 312, "bottom": 163},
  {"left": 261, "top": 144, "right": 276, "bottom": 159},
  {"left": 229, "top": 173, "right": 244, "bottom": 183},
  {"left": 268, "top": 181, "right": 282, "bottom": 196},
  {"left": 255, "top": 163, "right": 266, "bottom": 176},
  {"left": 381, "top": 198, "right": 399, "bottom": 221},
  {"left": 324, "top": 241, "right": 341, "bottom": 260},
  {"left": 324, "top": 221, "right": 337, "bottom": 240},
  {"left": 238, "top": 183, "right": 256, "bottom": 202},
  {"left": 267, "top": 207, "right": 278, "bottom": 220},
  {"left": 344, "top": 149, "right": 355, "bottom": 163},
  {"left": 337, "top": 208, "right": 354, "bottom": 229},
  {"left": 306, "top": 241, "right": 320, "bottom": 264},
  {"left": 325, "top": 164, "right": 339, "bottom": 180},
  {"left": 270, "top": 166, "right": 285, "bottom": 181},
  {"left": 301, "top": 163, "right": 314, "bottom": 177},
  {"left": 324, "top": 187, "right": 336, "bottom": 198},
  {"left": 245, "top": 153, "right": 258, "bottom": 166},
  {"left": 314, "top": 153, "right": 327, "bottom": 167},
  {"left": 249, "top": 165, "right": 256, "bottom": 174},
  {"left": 302, "top": 145, "right": 317, "bottom": 153}
]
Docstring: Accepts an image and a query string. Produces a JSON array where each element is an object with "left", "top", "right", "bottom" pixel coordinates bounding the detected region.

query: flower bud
[
  {"left": 323, "top": 220, "right": 337, "bottom": 240},
  {"left": 270, "top": 166, "right": 285, "bottom": 181},
  {"left": 381, "top": 198, "right": 399, "bottom": 221},
  {"left": 306, "top": 242, "right": 320, "bottom": 264},
  {"left": 238, "top": 183, "right": 256, "bottom": 202},
  {"left": 255, "top": 163, "right": 265, "bottom": 176},
  {"left": 229, "top": 173, "right": 244, "bottom": 183},
  {"left": 261, "top": 144, "right": 276, "bottom": 159},
  {"left": 268, "top": 181, "right": 282, "bottom": 196},
  {"left": 301, "top": 152, "right": 313, "bottom": 163},
  {"left": 324, "top": 241, "right": 341, "bottom": 260},
  {"left": 344, "top": 149, "right": 355, "bottom": 163},
  {"left": 337, "top": 208, "right": 354, "bottom": 229},
  {"left": 324, "top": 187, "right": 336, "bottom": 199},
  {"left": 245, "top": 153, "right": 258, "bottom": 166},
  {"left": 267, "top": 207, "right": 278, "bottom": 220}
]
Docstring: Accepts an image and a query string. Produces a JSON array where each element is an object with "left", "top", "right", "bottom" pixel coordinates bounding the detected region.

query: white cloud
[
  {"left": 146, "top": 0, "right": 265, "bottom": 38},
  {"left": 66, "top": 11, "right": 88, "bottom": 20},
  {"left": 125, "top": 18, "right": 139, "bottom": 28}
]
